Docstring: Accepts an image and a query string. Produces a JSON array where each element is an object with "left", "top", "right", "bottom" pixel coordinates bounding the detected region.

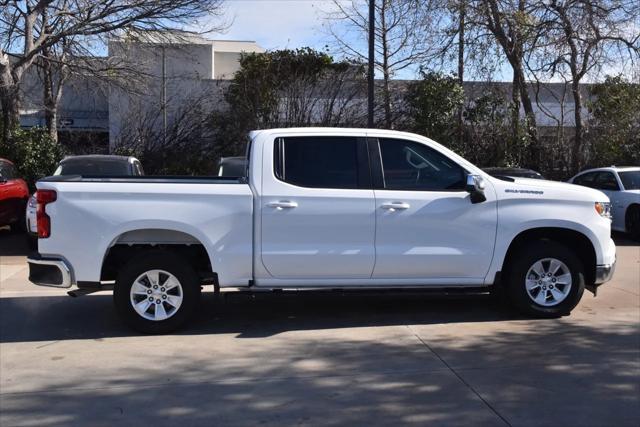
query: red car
[{"left": 0, "top": 158, "right": 29, "bottom": 231}]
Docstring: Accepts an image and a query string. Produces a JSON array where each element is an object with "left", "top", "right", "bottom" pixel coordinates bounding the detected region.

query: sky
[
  {"left": 210, "top": 0, "right": 494, "bottom": 81},
  {"left": 205, "top": 0, "right": 638, "bottom": 83},
  {"left": 219, "top": 0, "right": 339, "bottom": 51}
]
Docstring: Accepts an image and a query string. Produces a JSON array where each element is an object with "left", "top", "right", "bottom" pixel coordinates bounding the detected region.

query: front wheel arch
[{"left": 501, "top": 227, "right": 596, "bottom": 288}]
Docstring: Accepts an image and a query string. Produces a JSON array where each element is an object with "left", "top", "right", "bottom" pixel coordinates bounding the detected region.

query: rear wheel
[
  {"left": 114, "top": 250, "right": 201, "bottom": 333},
  {"left": 626, "top": 205, "right": 640, "bottom": 241},
  {"left": 505, "top": 240, "right": 585, "bottom": 317}
]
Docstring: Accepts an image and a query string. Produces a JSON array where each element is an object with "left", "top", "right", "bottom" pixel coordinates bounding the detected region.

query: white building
[{"left": 19, "top": 33, "right": 265, "bottom": 150}]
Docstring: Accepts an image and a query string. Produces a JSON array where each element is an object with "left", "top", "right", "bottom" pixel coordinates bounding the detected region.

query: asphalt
[{"left": 0, "top": 229, "right": 638, "bottom": 426}]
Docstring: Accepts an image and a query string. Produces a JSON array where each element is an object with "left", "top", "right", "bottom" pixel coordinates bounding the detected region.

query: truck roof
[{"left": 250, "top": 127, "right": 433, "bottom": 140}]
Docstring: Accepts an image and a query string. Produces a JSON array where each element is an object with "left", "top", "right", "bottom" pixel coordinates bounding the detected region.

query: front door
[
  {"left": 260, "top": 135, "right": 376, "bottom": 280},
  {"left": 371, "top": 138, "right": 497, "bottom": 282}
]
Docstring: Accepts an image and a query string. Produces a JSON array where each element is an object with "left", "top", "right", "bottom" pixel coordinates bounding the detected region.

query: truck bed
[{"left": 36, "top": 177, "right": 254, "bottom": 286}]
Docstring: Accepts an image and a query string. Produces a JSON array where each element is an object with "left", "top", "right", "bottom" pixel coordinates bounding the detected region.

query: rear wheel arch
[
  {"left": 501, "top": 227, "right": 596, "bottom": 287},
  {"left": 101, "top": 229, "right": 216, "bottom": 285}
]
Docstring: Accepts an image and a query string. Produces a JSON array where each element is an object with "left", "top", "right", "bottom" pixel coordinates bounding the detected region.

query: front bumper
[{"left": 27, "top": 255, "right": 74, "bottom": 288}]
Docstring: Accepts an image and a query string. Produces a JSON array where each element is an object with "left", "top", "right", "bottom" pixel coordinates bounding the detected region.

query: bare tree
[
  {"left": 113, "top": 90, "right": 216, "bottom": 174},
  {"left": 528, "top": 0, "right": 640, "bottom": 172},
  {"left": 323, "top": 0, "right": 435, "bottom": 128},
  {"left": 466, "top": 0, "right": 542, "bottom": 167},
  {"left": 0, "top": 0, "right": 225, "bottom": 144}
]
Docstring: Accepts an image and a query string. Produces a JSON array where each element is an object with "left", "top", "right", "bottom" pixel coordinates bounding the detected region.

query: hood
[{"left": 491, "top": 177, "right": 609, "bottom": 202}]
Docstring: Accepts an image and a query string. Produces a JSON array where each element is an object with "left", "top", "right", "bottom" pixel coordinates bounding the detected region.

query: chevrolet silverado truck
[{"left": 28, "top": 128, "right": 616, "bottom": 333}]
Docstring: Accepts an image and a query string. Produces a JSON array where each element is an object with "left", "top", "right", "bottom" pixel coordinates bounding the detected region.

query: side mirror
[{"left": 466, "top": 174, "right": 486, "bottom": 204}]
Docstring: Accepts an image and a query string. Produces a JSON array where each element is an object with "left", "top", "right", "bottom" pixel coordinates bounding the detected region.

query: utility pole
[
  {"left": 367, "top": 0, "right": 375, "bottom": 128},
  {"left": 457, "top": 2, "right": 465, "bottom": 147},
  {"left": 161, "top": 44, "right": 167, "bottom": 146}
]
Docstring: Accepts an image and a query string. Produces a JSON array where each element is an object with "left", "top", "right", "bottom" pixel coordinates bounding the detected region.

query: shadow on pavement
[
  {"left": 612, "top": 231, "right": 639, "bottom": 247},
  {"left": 0, "top": 227, "right": 30, "bottom": 256},
  {"left": 0, "top": 291, "right": 517, "bottom": 343},
  {"left": 1, "top": 299, "right": 638, "bottom": 426}
]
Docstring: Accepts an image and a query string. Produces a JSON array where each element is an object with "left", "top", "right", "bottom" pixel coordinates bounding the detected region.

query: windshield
[
  {"left": 618, "top": 171, "right": 640, "bottom": 190},
  {"left": 55, "top": 159, "right": 131, "bottom": 176}
]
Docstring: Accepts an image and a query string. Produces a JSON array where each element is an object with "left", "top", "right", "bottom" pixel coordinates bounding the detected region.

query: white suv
[{"left": 569, "top": 166, "right": 640, "bottom": 239}]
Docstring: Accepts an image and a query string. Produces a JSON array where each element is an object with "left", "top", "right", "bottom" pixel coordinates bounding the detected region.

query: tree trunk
[
  {"left": 42, "top": 57, "right": 58, "bottom": 142},
  {"left": 514, "top": 64, "right": 539, "bottom": 168},
  {"left": 380, "top": 1, "right": 392, "bottom": 129},
  {"left": 510, "top": 70, "right": 520, "bottom": 164},
  {"left": 382, "top": 68, "right": 391, "bottom": 129},
  {"left": 457, "top": 3, "right": 465, "bottom": 147},
  {"left": 0, "top": 79, "right": 21, "bottom": 145},
  {"left": 571, "top": 81, "right": 583, "bottom": 173}
]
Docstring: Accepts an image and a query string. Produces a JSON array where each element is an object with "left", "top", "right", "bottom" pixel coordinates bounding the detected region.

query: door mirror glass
[{"left": 466, "top": 174, "right": 486, "bottom": 203}]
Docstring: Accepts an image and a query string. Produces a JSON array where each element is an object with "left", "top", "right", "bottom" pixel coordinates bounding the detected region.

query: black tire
[
  {"left": 505, "top": 240, "right": 585, "bottom": 318},
  {"left": 114, "top": 250, "right": 201, "bottom": 334},
  {"left": 626, "top": 205, "right": 640, "bottom": 241}
]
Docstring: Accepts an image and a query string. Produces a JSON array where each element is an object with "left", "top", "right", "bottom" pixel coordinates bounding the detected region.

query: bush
[
  {"left": 0, "top": 127, "right": 64, "bottom": 190},
  {"left": 405, "top": 71, "right": 465, "bottom": 147}
]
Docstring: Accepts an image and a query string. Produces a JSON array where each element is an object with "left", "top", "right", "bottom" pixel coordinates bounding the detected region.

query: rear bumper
[
  {"left": 27, "top": 255, "right": 74, "bottom": 288},
  {"left": 595, "top": 261, "right": 616, "bottom": 285}
]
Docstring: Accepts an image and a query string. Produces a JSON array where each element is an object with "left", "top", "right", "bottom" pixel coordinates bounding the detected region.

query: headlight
[{"left": 594, "top": 202, "right": 611, "bottom": 219}]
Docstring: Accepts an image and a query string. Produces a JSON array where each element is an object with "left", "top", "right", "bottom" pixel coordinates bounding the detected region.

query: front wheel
[
  {"left": 506, "top": 241, "right": 585, "bottom": 317},
  {"left": 114, "top": 250, "right": 201, "bottom": 333}
]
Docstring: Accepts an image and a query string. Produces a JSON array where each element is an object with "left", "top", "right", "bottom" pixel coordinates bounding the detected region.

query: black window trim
[
  {"left": 273, "top": 136, "right": 373, "bottom": 190},
  {"left": 370, "top": 137, "right": 469, "bottom": 192}
]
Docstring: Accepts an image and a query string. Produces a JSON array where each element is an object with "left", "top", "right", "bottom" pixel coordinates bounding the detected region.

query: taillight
[{"left": 36, "top": 190, "right": 57, "bottom": 238}]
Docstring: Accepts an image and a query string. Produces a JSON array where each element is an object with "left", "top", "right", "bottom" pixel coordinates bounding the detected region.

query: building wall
[{"left": 15, "top": 38, "right": 595, "bottom": 153}]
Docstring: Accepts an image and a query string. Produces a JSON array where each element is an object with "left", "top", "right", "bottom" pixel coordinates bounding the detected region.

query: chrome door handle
[
  {"left": 381, "top": 202, "right": 410, "bottom": 211},
  {"left": 267, "top": 200, "right": 298, "bottom": 209}
]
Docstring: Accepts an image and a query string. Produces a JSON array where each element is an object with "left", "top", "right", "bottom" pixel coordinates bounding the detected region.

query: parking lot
[{"left": 0, "top": 229, "right": 638, "bottom": 426}]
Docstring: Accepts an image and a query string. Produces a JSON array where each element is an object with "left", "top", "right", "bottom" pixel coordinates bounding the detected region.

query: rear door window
[{"left": 274, "top": 136, "right": 364, "bottom": 189}]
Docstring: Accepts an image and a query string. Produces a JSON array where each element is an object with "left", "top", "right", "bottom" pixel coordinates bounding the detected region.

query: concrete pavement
[{"left": 0, "top": 229, "right": 638, "bottom": 426}]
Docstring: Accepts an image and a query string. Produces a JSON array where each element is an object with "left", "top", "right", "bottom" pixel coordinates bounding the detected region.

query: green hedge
[{"left": 0, "top": 127, "right": 64, "bottom": 191}]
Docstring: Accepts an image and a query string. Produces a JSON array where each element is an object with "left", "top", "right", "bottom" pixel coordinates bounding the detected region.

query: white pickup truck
[{"left": 28, "top": 128, "right": 616, "bottom": 333}]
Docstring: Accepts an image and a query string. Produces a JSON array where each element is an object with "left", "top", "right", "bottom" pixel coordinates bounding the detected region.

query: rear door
[{"left": 260, "top": 135, "right": 375, "bottom": 280}]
